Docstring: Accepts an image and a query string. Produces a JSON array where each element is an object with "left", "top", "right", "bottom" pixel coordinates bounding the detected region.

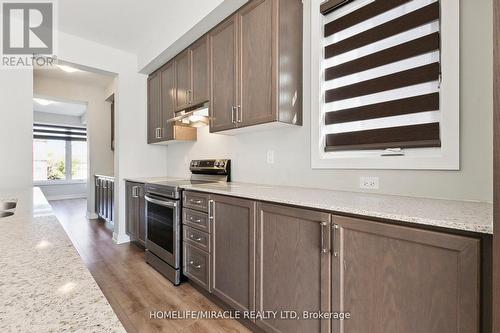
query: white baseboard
[
  {"left": 86, "top": 211, "right": 98, "bottom": 219},
  {"left": 46, "top": 194, "right": 87, "bottom": 201},
  {"left": 113, "top": 232, "right": 130, "bottom": 244}
]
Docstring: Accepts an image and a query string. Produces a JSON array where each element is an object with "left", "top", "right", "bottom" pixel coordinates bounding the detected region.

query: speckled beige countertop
[
  {"left": 0, "top": 188, "right": 125, "bottom": 332},
  {"left": 180, "top": 182, "right": 493, "bottom": 234}
]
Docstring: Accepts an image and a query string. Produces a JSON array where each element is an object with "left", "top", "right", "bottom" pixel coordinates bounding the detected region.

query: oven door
[{"left": 144, "top": 194, "right": 180, "bottom": 269}]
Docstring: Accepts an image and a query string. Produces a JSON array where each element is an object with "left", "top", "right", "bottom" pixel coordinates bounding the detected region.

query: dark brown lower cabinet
[
  {"left": 256, "top": 203, "right": 332, "bottom": 333},
  {"left": 211, "top": 195, "right": 256, "bottom": 313},
  {"left": 182, "top": 191, "right": 481, "bottom": 333},
  {"left": 332, "top": 215, "right": 480, "bottom": 333},
  {"left": 125, "top": 181, "right": 146, "bottom": 245},
  {"left": 95, "top": 175, "right": 114, "bottom": 225}
]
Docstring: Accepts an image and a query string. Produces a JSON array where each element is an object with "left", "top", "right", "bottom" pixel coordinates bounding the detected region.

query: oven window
[{"left": 147, "top": 201, "right": 174, "bottom": 254}]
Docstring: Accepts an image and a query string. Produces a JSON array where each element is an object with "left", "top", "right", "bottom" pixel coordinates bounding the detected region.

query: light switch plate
[
  {"left": 359, "top": 176, "right": 379, "bottom": 190},
  {"left": 267, "top": 150, "right": 275, "bottom": 164}
]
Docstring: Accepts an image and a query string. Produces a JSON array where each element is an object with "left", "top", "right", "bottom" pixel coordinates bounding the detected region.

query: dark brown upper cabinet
[
  {"left": 160, "top": 61, "right": 176, "bottom": 140},
  {"left": 175, "top": 36, "right": 209, "bottom": 111},
  {"left": 208, "top": 16, "right": 238, "bottom": 132},
  {"left": 147, "top": 71, "right": 162, "bottom": 144},
  {"left": 148, "top": 60, "right": 197, "bottom": 144},
  {"left": 209, "top": 0, "right": 303, "bottom": 133}
]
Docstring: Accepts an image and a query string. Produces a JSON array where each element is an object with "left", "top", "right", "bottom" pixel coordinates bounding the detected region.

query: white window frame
[
  {"left": 309, "top": 0, "right": 460, "bottom": 170},
  {"left": 33, "top": 123, "right": 88, "bottom": 185}
]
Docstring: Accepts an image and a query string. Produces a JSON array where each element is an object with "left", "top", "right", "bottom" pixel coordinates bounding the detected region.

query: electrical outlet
[
  {"left": 266, "top": 150, "right": 275, "bottom": 164},
  {"left": 359, "top": 176, "right": 379, "bottom": 190}
]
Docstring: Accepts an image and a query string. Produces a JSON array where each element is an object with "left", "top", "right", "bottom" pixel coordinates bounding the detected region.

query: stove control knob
[
  {"left": 215, "top": 161, "right": 220, "bottom": 167},
  {"left": 218, "top": 161, "right": 225, "bottom": 168}
]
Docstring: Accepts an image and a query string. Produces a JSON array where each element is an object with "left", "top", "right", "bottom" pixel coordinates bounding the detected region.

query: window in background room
[
  {"left": 33, "top": 124, "right": 88, "bottom": 183},
  {"left": 311, "top": 0, "right": 459, "bottom": 169}
]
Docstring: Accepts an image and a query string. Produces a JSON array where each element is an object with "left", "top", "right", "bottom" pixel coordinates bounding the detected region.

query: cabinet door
[
  {"left": 95, "top": 177, "right": 100, "bottom": 215},
  {"left": 209, "top": 16, "right": 238, "bottom": 132},
  {"left": 147, "top": 72, "right": 162, "bottom": 143},
  {"left": 137, "top": 184, "right": 146, "bottom": 244},
  {"left": 332, "top": 216, "right": 480, "bottom": 333},
  {"left": 211, "top": 195, "right": 255, "bottom": 312},
  {"left": 256, "top": 203, "right": 331, "bottom": 333},
  {"left": 160, "top": 61, "right": 176, "bottom": 141},
  {"left": 237, "top": 0, "right": 276, "bottom": 127},
  {"left": 102, "top": 180, "right": 108, "bottom": 218},
  {"left": 190, "top": 36, "right": 209, "bottom": 105},
  {"left": 175, "top": 50, "right": 191, "bottom": 110},
  {"left": 125, "top": 182, "right": 138, "bottom": 238}
]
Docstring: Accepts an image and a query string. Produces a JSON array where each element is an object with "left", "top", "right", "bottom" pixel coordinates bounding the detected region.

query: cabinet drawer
[
  {"left": 184, "top": 226, "right": 211, "bottom": 253},
  {"left": 183, "top": 243, "right": 210, "bottom": 291},
  {"left": 183, "top": 208, "right": 210, "bottom": 233},
  {"left": 183, "top": 191, "right": 209, "bottom": 212}
]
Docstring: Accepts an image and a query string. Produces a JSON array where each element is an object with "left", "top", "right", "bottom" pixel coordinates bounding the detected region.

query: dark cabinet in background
[
  {"left": 125, "top": 181, "right": 146, "bottom": 245},
  {"left": 94, "top": 175, "right": 114, "bottom": 225},
  {"left": 147, "top": 72, "right": 163, "bottom": 143},
  {"left": 148, "top": 59, "right": 197, "bottom": 144}
]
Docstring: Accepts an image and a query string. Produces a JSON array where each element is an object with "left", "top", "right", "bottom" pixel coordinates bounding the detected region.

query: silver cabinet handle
[
  {"left": 190, "top": 199, "right": 202, "bottom": 204},
  {"left": 189, "top": 234, "right": 203, "bottom": 242},
  {"left": 208, "top": 199, "right": 214, "bottom": 220},
  {"left": 237, "top": 105, "right": 242, "bottom": 123},
  {"left": 320, "top": 221, "right": 330, "bottom": 254},
  {"left": 145, "top": 195, "right": 178, "bottom": 208},
  {"left": 333, "top": 224, "right": 339, "bottom": 257},
  {"left": 189, "top": 216, "right": 202, "bottom": 223},
  {"left": 189, "top": 260, "right": 201, "bottom": 270},
  {"left": 231, "top": 106, "right": 236, "bottom": 124}
]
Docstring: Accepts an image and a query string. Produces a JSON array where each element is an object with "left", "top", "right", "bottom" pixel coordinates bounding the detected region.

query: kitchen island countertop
[{"left": 0, "top": 187, "right": 125, "bottom": 332}]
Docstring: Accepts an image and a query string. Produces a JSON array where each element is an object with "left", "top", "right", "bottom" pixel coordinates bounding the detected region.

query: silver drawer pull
[
  {"left": 189, "top": 216, "right": 202, "bottom": 223},
  {"left": 189, "top": 234, "right": 203, "bottom": 242},
  {"left": 190, "top": 199, "right": 202, "bottom": 204},
  {"left": 189, "top": 260, "right": 201, "bottom": 270}
]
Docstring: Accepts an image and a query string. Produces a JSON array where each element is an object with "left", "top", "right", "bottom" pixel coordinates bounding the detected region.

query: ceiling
[
  {"left": 33, "top": 98, "right": 87, "bottom": 117},
  {"left": 34, "top": 65, "right": 115, "bottom": 88},
  {"left": 57, "top": 0, "right": 223, "bottom": 54}
]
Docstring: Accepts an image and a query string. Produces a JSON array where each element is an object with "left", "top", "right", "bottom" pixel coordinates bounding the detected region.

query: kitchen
[{"left": 0, "top": 0, "right": 498, "bottom": 332}]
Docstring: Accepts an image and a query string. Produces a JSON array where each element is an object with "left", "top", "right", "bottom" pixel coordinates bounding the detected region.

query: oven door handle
[{"left": 144, "top": 195, "right": 178, "bottom": 208}]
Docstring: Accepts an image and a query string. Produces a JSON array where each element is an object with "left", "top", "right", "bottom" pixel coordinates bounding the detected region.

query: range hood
[{"left": 167, "top": 103, "right": 209, "bottom": 128}]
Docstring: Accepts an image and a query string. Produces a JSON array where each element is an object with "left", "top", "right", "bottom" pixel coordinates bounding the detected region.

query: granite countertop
[
  {"left": 0, "top": 188, "right": 125, "bottom": 332},
  {"left": 123, "top": 176, "right": 183, "bottom": 184},
  {"left": 95, "top": 174, "right": 115, "bottom": 179},
  {"left": 180, "top": 182, "right": 493, "bottom": 234}
]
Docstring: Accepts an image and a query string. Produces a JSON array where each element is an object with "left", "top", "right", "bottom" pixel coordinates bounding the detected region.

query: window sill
[{"left": 34, "top": 180, "right": 87, "bottom": 186}]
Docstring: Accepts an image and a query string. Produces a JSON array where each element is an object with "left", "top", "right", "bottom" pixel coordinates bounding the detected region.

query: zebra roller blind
[
  {"left": 33, "top": 124, "right": 87, "bottom": 141},
  {"left": 321, "top": 0, "right": 441, "bottom": 152}
]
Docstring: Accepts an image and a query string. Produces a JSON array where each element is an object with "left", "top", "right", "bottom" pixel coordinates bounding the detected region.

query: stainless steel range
[{"left": 144, "top": 159, "right": 230, "bottom": 285}]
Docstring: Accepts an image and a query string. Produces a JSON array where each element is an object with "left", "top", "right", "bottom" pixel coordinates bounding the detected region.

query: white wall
[
  {"left": 34, "top": 111, "right": 84, "bottom": 127},
  {"left": 0, "top": 70, "right": 33, "bottom": 190},
  {"left": 164, "top": 0, "right": 493, "bottom": 203},
  {"left": 0, "top": 30, "right": 168, "bottom": 243},
  {"left": 34, "top": 76, "right": 113, "bottom": 206},
  {"left": 55, "top": 31, "right": 168, "bottom": 243}
]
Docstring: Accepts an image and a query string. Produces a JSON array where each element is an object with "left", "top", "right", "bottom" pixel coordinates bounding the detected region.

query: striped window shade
[
  {"left": 321, "top": 0, "right": 442, "bottom": 152},
  {"left": 33, "top": 124, "right": 87, "bottom": 141}
]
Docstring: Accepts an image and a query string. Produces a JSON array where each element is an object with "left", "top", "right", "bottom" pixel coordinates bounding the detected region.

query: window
[
  {"left": 33, "top": 124, "right": 88, "bottom": 183},
  {"left": 310, "top": 0, "right": 459, "bottom": 169}
]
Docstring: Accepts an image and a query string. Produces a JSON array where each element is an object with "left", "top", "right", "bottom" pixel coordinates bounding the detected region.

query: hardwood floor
[{"left": 50, "top": 199, "right": 251, "bottom": 333}]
